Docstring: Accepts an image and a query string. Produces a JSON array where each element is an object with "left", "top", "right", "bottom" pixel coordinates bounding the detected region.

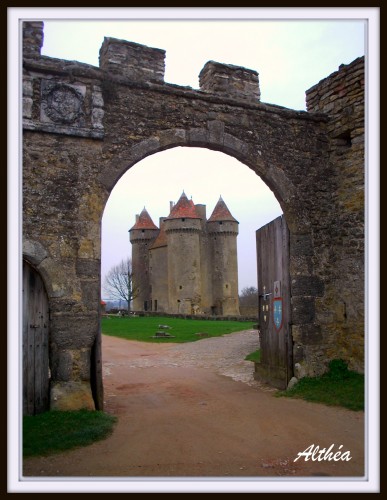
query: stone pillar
[
  {"left": 199, "top": 61, "right": 260, "bottom": 101},
  {"left": 23, "top": 21, "right": 44, "bottom": 59}
]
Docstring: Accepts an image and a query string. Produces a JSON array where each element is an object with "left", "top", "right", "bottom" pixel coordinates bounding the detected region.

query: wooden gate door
[
  {"left": 254, "top": 215, "right": 292, "bottom": 389},
  {"left": 23, "top": 260, "right": 49, "bottom": 415}
]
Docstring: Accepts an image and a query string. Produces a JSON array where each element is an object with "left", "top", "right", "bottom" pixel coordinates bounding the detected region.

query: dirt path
[{"left": 23, "top": 330, "right": 364, "bottom": 478}]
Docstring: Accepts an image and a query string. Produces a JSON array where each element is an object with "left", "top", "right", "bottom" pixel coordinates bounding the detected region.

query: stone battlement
[
  {"left": 99, "top": 36, "right": 166, "bottom": 83},
  {"left": 199, "top": 60, "right": 261, "bottom": 101},
  {"left": 23, "top": 21, "right": 261, "bottom": 103}
]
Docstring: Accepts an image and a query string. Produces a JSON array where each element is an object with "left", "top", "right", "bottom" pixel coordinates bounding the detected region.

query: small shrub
[{"left": 326, "top": 358, "right": 350, "bottom": 380}]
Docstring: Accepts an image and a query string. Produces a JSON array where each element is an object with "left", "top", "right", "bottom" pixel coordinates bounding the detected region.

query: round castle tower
[
  {"left": 129, "top": 207, "right": 159, "bottom": 312},
  {"left": 164, "top": 192, "right": 203, "bottom": 314},
  {"left": 207, "top": 196, "right": 240, "bottom": 316}
]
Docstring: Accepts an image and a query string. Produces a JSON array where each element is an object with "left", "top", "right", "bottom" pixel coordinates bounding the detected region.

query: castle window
[
  {"left": 225, "top": 284, "right": 229, "bottom": 289},
  {"left": 142, "top": 229, "right": 145, "bottom": 233},
  {"left": 154, "top": 300, "right": 158, "bottom": 311},
  {"left": 179, "top": 285, "right": 183, "bottom": 289},
  {"left": 219, "top": 222, "right": 223, "bottom": 225},
  {"left": 182, "top": 218, "right": 185, "bottom": 222}
]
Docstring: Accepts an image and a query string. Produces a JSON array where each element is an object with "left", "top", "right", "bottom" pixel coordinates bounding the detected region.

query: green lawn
[
  {"left": 245, "top": 349, "right": 261, "bottom": 362},
  {"left": 101, "top": 315, "right": 255, "bottom": 343},
  {"left": 23, "top": 410, "right": 117, "bottom": 457},
  {"left": 276, "top": 359, "right": 364, "bottom": 411}
]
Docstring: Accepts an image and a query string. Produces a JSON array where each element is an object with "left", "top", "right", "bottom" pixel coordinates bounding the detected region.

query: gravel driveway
[
  {"left": 104, "top": 329, "right": 269, "bottom": 389},
  {"left": 23, "top": 330, "right": 365, "bottom": 480}
]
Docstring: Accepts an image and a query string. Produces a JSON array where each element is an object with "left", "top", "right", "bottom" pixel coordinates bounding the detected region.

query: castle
[{"left": 129, "top": 192, "right": 240, "bottom": 316}]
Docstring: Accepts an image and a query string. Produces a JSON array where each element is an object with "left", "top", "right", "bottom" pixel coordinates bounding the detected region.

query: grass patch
[
  {"left": 245, "top": 349, "right": 261, "bottom": 362},
  {"left": 102, "top": 315, "right": 255, "bottom": 343},
  {"left": 23, "top": 410, "right": 117, "bottom": 457},
  {"left": 276, "top": 359, "right": 364, "bottom": 411}
]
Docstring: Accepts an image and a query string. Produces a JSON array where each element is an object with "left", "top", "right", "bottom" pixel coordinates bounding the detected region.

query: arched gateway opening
[
  {"left": 22, "top": 22, "right": 364, "bottom": 411},
  {"left": 101, "top": 147, "right": 283, "bottom": 311},
  {"left": 101, "top": 143, "right": 289, "bottom": 392}
]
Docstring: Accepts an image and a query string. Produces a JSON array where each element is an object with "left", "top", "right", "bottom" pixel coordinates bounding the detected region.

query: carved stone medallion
[{"left": 41, "top": 81, "right": 85, "bottom": 125}]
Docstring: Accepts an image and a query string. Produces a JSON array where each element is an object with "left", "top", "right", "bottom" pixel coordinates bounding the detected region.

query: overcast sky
[{"left": 32, "top": 10, "right": 366, "bottom": 296}]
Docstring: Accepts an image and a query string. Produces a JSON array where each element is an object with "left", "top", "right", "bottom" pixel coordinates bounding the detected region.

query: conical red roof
[
  {"left": 166, "top": 192, "right": 201, "bottom": 220},
  {"left": 208, "top": 196, "right": 238, "bottom": 223},
  {"left": 149, "top": 223, "right": 167, "bottom": 249},
  {"left": 130, "top": 207, "right": 158, "bottom": 230}
]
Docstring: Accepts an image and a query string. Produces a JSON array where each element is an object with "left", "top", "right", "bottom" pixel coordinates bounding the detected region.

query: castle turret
[
  {"left": 148, "top": 218, "right": 168, "bottom": 313},
  {"left": 207, "top": 196, "right": 240, "bottom": 316},
  {"left": 164, "top": 192, "right": 203, "bottom": 314},
  {"left": 129, "top": 207, "right": 159, "bottom": 311}
]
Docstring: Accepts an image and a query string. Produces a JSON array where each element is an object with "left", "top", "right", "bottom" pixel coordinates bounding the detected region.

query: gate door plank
[
  {"left": 23, "top": 260, "right": 49, "bottom": 415},
  {"left": 255, "top": 215, "right": 292, "bottom": 389}
]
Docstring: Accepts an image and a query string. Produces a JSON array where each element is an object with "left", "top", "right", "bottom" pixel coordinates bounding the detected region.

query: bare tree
[
  {"left": 103, "top": 258, "right": 138, "bottom": 314},
  {"left": 239, "top": 286, "right": 259, "bottom": 307}
]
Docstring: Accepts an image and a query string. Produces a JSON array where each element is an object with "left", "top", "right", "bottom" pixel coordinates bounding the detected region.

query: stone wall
[
  {"left": 22, "top": 21, "right": 364, "bottom": 410},
  {"left": 304, "top": 57, "right": 364, "bottom": 373}
]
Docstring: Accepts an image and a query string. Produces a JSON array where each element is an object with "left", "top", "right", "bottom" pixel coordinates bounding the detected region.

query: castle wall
[
  {"left": 198, "top": 230, "right": 214, "bottom": 315},
  {"left": 149, "top": 246, "right": 168, "bottom": 313},
  {"left": 165, "top": 219, "right": 202, "bottom": 315}
]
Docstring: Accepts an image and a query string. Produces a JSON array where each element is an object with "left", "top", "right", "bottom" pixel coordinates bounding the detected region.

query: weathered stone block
[
  {"left": 290, "top": 233, "right": 314, "bottom": 256},
  {"left": 50, "top": 349, "right": 73, "bottom": 381},
  {"left": 81, "top": 280, "right": 100, "bottom": 310},
  {"left": 50, "top": 381, "right": 95, "bottom": 411},
  {"left": 50, "top": 313, "right": 98, "bottom": 349},
  {"left": 291, "top": 276, "right": 325, "bottom": 297},
  {"left": 291, "top": 296, "right": 315, "bottom": 324},
  {"left": 76, "top": 258, "right": 100, "bottom": 277},
  {"left": 293, "top": 324, "right": 323, "bottom": 345}
]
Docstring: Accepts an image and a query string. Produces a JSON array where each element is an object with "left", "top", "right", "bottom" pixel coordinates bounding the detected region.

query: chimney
[
  {"left": 169, "top": 201, "right": 174, "bottom": 212},
  {"left": 195, "top": 204, "right": 206, "bottom": 220},
  {"left": 135, "top": 214, "right": 139, "bottom": 223}
]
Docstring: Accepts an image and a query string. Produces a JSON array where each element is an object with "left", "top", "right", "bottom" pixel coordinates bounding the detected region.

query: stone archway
[{"left": 22, "top": 22, "right": 364, "bottom": 410}]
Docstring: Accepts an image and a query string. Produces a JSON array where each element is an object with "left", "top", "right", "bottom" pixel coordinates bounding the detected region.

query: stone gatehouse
[{"left": 22, "top": 21, "right": 364, "bottom": 412}]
